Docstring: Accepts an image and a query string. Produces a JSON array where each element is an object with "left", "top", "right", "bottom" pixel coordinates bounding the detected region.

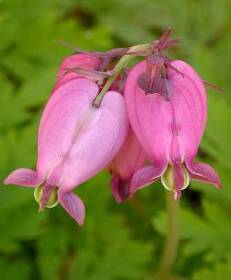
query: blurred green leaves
[
  {"left": 153, "top": 200, "right": 231, "bottom": 258},
  {"left": 192, "top": 254, "right": 231, "bottom": 280}
]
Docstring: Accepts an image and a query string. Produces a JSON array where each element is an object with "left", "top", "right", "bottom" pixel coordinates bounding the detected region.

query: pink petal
[
  {"left": 58, "top": 190, "right": 85, "bottom": 225},
  {"left": 39, "top": 183, "right": 54, "bottom": 209},
  {"left": 110, "top": 175, "right": 131, "bottom": 203},
  {"left": 110, "top": 128, "right": 146, "bottom": 180},
  {"left": 109, "top": 129, "right": 146, "bottom": 202},
  {"left": 186, "top": 161, "right": 221, "bottom": 188},
  {"left": 37, "top": 78, "right": 99, "bottom": 180},
  {"left": 131, "top": 164, "right": 166, "bottom": 193},
  {"left": 58, "top": 90, "right": 129, "bottom": 191},
  {"left": 3, "top": 168, "right": 42, "bottom": 187},
  {"left": 37, "top": 78, "right": 129, "bottom": 191},
  {"left": 172, "top": 161, "right": 184, "bottom": 199},
  {"left": 124, "top": 60, "right": 208, "bottom": 164},
  {"left": 169, "top": 60, "right": 208, "bottom": 161},
  {"left": 54, "top": 54, "right": 101, "bottom": 91},
  {"left": 124, "top": 61, "right": 173, "bottom": 163}
]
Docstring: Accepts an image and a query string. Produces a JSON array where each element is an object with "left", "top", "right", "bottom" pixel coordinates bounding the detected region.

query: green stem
[
  {"left": 93, "top": 44, "right": 150, "bottom": 107},
  {"left": 155, "top": 191, "right": 180, "bottom": 280}
]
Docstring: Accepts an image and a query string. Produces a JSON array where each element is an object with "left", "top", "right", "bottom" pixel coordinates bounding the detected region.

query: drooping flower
[
  {"left": 54, "top": 47, "right": 130, "bottom": 91},
  {"left": 4, "top": 78, "right": 129, "bottom": 224},
  {"left": 108, "top": 128, "right": 146, "bottom": 203},
  {"left": 54, "top": 53, "right": 102, "bottom": 90},
  {"left": 124, "top": 59, "right": 221, "bottom": 199}
]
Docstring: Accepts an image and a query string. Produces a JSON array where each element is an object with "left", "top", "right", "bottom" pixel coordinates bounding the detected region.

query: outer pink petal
[
  {"left": 169, "top": 60, "right": 208, "bottom": 161},
  {"left": 110, "top": 175, "right": 131, "bottom": 203},
  {"left": 37, "top": 78, "right": 99, "bottom": 180},
  {"left": 124, "top": 60, "right": 208, "bottom": 164},
  {"left": 38, "top": 77, "right": 129, "bottom": 191},
  {"left": 3, "top": 168, "right": 42, "bottom": 187},
  {"left": 124, "top": 61, "right": 171, "bottom": 165},
  {"left": 186, "top": 160, "right": 221, "bottom": 188},
  {"left": 110, "top": 128, "right": 146, "bottom": 180},
  {"left": 170, "top": 60, "right": 207, "bottom": 133},
  {"left": 131, "top": 163, "right": 166, "bottom": 193},
  {"left": 109, "top": 128, "right": 146, "bottom": 202},
  {"left": 54, "top": 54, "right": 101, "bottom": 91},
  {"left": 58, "top": 190, "right": 85, "bottom": 225},
  {"left": 56, "top": 90, "right": 129, "bottom": 191}
]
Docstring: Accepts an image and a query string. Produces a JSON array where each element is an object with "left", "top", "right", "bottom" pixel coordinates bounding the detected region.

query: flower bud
[{"left": 54, "top": 54, "right": 102, "bottom": 90}]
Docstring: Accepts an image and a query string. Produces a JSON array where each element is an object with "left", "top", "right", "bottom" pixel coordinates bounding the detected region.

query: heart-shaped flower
[
  {"left": 4, "top": 78, "right": 129, "bottom": 224},
  {"left": 125, "top": 60, "right": 221, "bottom": 199}
]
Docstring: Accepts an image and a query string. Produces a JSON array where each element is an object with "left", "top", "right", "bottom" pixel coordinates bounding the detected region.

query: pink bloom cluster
[{"left": 4, "top": 31, "right": 221, "bottom": 224}]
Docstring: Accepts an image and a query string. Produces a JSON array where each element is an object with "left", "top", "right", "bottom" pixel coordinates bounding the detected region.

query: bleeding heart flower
[
  {"left": 54, "top": 54, "right": 102, "bottom": 90},
  {"left": 125, "top": 59, "right": 221, "bottom": 199},
  {"left": 4, "top": 78, "right": 129, "bottom": 224},
  {"left": 109, "top": 128, "right": 146, "bottom": 203}
]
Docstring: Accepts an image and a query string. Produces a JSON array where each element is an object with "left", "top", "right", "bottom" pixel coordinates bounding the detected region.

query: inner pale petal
[
  {"left": 34, "top": 185, "right": 59, "bottom": 209},
  {"left": 161, "top": 164, "right": 190, "bottom": 192}
]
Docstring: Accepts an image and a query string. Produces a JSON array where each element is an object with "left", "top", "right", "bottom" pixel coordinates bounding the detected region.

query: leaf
[
  {"left": 0, "top": 257, "right": 31, "bottom": 280},
  {"left": 153, "top": 200, "right": 231, "bottom": 258},
  {"left": 192, "top": 254, "right": 231, "bottom": 280},
  {"left": 68, "top": 173, "right": 153, "bottom": 280}
]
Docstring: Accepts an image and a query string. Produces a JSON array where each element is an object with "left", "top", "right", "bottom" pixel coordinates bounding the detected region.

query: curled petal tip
[
  {"left": 131, "top": 164, "right": 166, "bottom": 193},
  {"left": 186, "top": 161, "right": 221, "bottom": 190},
  {"left": 3, "top": 168, "right": 41, "bottom": 187},
  {"left": 110, "top": 175, "right": 132, "bottom": 203},
  {"left": 58, "top": 191, "right": 85, "bottom": 225}
]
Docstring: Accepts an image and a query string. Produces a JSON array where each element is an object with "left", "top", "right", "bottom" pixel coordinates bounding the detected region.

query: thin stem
[
  {"left": 93, "top": 44, "right": 151, "bottom": 107},
  {"left": 155, "top": 191, "right": 180, "bottom": 280}
]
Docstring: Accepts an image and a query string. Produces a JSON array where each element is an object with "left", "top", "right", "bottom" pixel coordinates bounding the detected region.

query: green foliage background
[{"left": 0, "top": 0, "right": 230, "bottom": 279}]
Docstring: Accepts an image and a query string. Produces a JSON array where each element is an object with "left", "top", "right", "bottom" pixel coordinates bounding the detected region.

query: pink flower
[
  {"left": 109, "top": 128, "right": 146, "bottom": 203},
  {"left": 4, "top": 78, "right": 129, "bottom": 224},
  {"left": 125, "top": 59, "right": 221, "bottom": 199},
  {"left": 54, "top": 54, "right": 102, "bottom": 91}
]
